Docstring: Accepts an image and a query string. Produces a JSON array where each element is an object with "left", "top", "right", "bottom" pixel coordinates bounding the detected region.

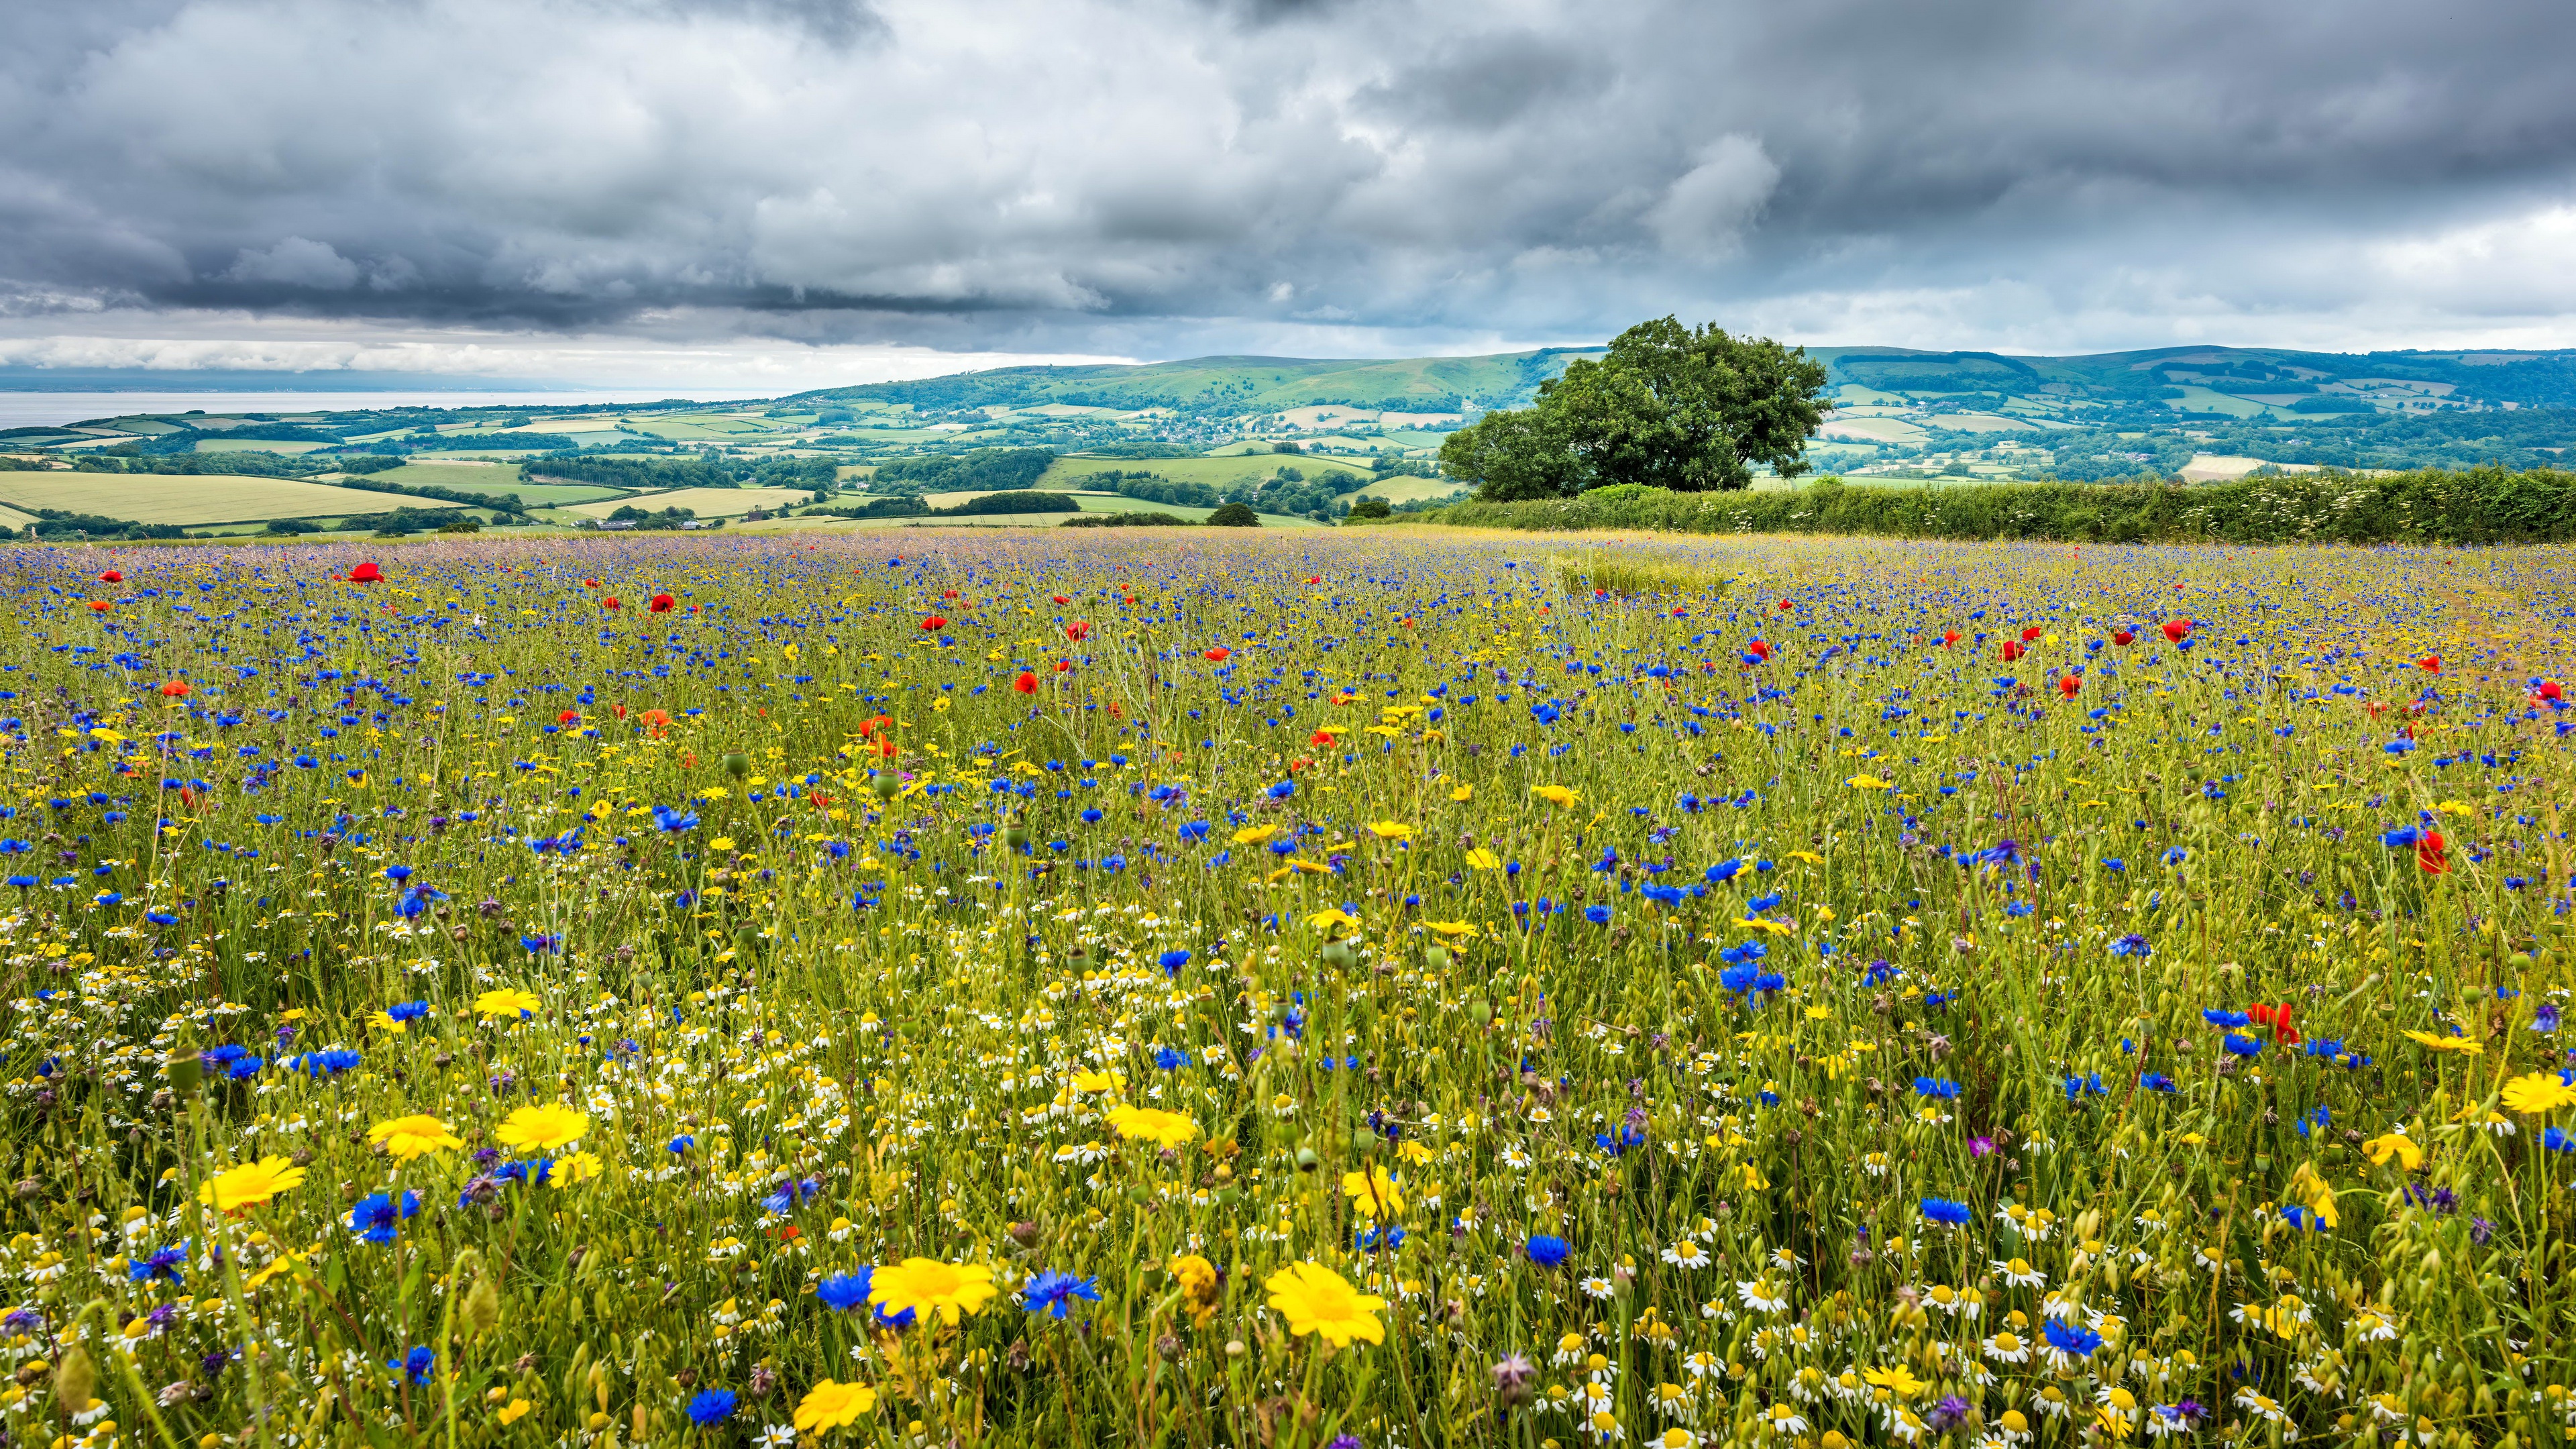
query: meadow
[{"left": 1, "top": 528, "right": 2571, "bottom": 1449}]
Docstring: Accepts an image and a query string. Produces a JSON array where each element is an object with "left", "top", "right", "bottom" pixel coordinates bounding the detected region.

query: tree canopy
[{"left": 1439, "top": 317, "right": 1831, "bottom": 499}]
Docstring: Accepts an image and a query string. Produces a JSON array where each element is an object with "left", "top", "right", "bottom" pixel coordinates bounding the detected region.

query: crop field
[
  {"left": 3, "top": 530, "right": 2573, "bottom": 1447},
  {"left": 0, "top": 474, "right": 419, "bottom": 525}
]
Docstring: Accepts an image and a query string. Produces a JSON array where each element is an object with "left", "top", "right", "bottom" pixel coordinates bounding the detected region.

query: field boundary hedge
[{"left": 1419, "top": 466, "right": 2576, "bottom": 545}]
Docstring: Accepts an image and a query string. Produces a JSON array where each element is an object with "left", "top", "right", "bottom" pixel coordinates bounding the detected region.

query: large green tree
[{"left": 1440, "top": 317, "right": 1831, "bottom": 498}]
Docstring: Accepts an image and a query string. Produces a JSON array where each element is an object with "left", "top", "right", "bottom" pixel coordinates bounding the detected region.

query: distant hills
[
  {"left": 796, "top": 348, "right": 1608, "bottom": 416},
  {"left": 7, "top": 341, "right": 2575, "bottom": 522}
]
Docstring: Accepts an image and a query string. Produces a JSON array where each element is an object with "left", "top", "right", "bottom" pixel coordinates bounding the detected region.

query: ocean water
[{"left": 0, "top": 390, "right": 780, "bottom": 431}]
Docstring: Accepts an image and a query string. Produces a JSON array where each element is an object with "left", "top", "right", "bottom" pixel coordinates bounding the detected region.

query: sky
[{"left": 3, "top": 0, "right": 2573, "bottom": 391}]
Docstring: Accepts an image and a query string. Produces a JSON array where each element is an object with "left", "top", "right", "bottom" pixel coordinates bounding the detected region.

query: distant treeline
[
  {"left": 867, "top": 448, "right": 1056, "bottom": 496},
  {"left": 809, "top": 490, "right": 1078, "bottom": 520},
  {"left": 523, "top": 453, "right": 837, "bottom": 493},
  {"left": 1423, "top": 468, "right": 2576, "bottom": 546}
]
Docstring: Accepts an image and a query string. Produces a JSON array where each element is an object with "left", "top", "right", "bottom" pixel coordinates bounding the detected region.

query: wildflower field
[{"left": 5, "top": 530, "right": 2575, "bottom": 1449}]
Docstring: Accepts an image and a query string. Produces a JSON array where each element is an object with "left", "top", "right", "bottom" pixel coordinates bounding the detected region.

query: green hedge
[{"left": 1422, "top": 467, "right": 2576, "bottom": 545}]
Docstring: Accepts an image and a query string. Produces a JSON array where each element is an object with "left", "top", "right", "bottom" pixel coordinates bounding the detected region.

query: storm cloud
[{"left": 1, "top": 0, "right": 2571, "bottom": 378}]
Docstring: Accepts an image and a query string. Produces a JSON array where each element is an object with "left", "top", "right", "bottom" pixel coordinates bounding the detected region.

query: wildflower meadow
[{"left": 3, "top": 531, "right": 2573, "bottom": 1449}]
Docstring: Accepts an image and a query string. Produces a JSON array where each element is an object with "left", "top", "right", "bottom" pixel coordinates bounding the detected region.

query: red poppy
[
  {"left": 602, "top": 597, "right": 621, "bottom": 610},
  {"left": 649, "top": 593, "right": 676, "bottom": 612},
  {"left": 1310, "top": 729, "right": 1334, "bottom": 747},
  {"left": 612, "top": 703, "right": 628, "bottom": 718},
  {"left": 2536, "top": 680, "right": 2564, "bottom": 703},
  {"left": 1747, "top": 639, "right": 1771, "bottom": 661},
  {"left": 2246, "top": 1002, "right": 2302, "bottom": 1045},
  {"left": 860, "top": 714, "right": 894, "bottom": 737},
  {"left": 874, "top": 737, "right": 898, "bottom": 759},
  {"left": 1053, "top": 659, "right": 1071, "bottom": 673},
  {"left": 1203, "top": 647, "right": 1230, "bottom": 661},
  {"left": 921, "top": 615, "right": 947, "bottom": 631},
  {"left": 2020, "top": 626, "right": 2043, "bottom": 643},
  {"left": 1065, "top": 622, "right": 1090, "bottom": 641},
  {"left": 2160, "top": 618, "right": 2190, "bottom": 643},
  {"left": 2415, "top": 656, "right": 2439, "bottom": 672},
  {"left": 1999, "top": 641, "right": 2024, "bottom": 663},
  {"left": 158, "top": 680, "right": 191, "bottom": 698},
  {"left": 1305, "top": 576, "right": 1321, "bottom": 584},
  {"left": 87, "top": 600, "right": 111, "bottom": 612},
  {"left": 559, "top": 710, "right": 580, "bottom": 724},
  {"left": 98, "top": 570, "right": 123, "bottom": 584},
  {"left": 941, "top": 590, "right": 960, "bottom": 600},
  {"left": 2416, "top": 830, "right": 2449, "bottom": 875},
  {"left": 1051, "top": 594, "right": 1070, "bottom": 605},
  {"left": 2110, "top": 629, "right": 2135, "bottom": 647},
  {"left": 1776, "top": 598, "right": 1792, "bottom": 612},
  {"left": 1012, "top": 671, "right": 1038, "bottom": 694},
  {"left": 583, "top": 578, "right": 600, "bottom": 589},
  {"left": 347, "top": 561, "right": 383, "bottom": 584},
  {"left": 1939, "top": 630, "right": 1960, "bottom": 647},
  {"left": 641, "top": 708, "right": 672, "bottom": 738},
  {"left": 2056, "top": 675, "right": 2079, "bottom": 698}
]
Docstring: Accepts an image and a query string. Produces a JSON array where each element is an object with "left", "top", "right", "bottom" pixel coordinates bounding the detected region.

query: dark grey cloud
[{"left": 1, "top": 0, "right": 2572, "bottom": 368}]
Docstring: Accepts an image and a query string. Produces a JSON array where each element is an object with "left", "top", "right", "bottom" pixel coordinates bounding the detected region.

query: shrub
[
  {"left": 1425, "top": 467, "right": 2576, "bottom": 545},
  {"left": 1205, "top": 501, "right": 1261, "bottom": 527}
]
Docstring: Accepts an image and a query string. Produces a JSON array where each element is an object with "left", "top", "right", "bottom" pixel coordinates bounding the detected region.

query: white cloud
[
  {"left": 1642, "top": 137, "right": 1779, "bottom": 260},
  {"left": 223, "top": 237, "right": 360, "bottom": 289},
  {"left": 0, "top": 0, "right": 2569, "bottom": 363}
]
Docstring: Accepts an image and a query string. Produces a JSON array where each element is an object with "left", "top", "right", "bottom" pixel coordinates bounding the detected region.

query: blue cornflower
[
  {"left": 129, "top": 1245, "right": 187, "bottom": 1284},
  {"left": 386, "top": 1001, "right": 430, "bottom": 1024},
  {"left": 2202, "top": 1009, "right": 2249, "bottom": 1028},
  {"left": 1919, "top": 1197, "right": 1973, "bottom": 1227},
  {"left": 686, "top": 1389, "right": 738, "bottom": 1426},
  {"left": 816, "top": 1272, "right": 875, "bottom": 1313},
  {"left": 1582, "top": 905, "right": 1612, "bottom": 926},
  {"left": 1525, "top": 1234, "right": 1572, "bottom": 1268},
  {"left": 2108, "top": 934, "right": 2150, "bottom": 957},
  {"left": 345, "top": 1191, "right": 421, "bottom": 1245},
  {"left": 391, "top": 1346, "right": 437, "bottom": 1385},
  {"left": 2222, "top": 1033, "right": 2262, "bottom": 1058},
  {"left": 2042, "top": 1317, "right": 2103, "bottom": 1358},
  {"left": 667, "top": 1134, "right": 695, "bottom": 1155},
  {"left": 1913, "top": 1077, "right": 1961, "bottom": 1099},
  {"left": 1153, "top": 1046, "right": 1189, "bottom": 1071},
  {"left": 1158, "top": 949, "right": 1191, "bottom": 975},
  {"left": 760, "top": 1177, "right": 822, "bottom": 1215},
  {"left": 1022, "top": 1271, "right": 1102, "bottom": 1320}
]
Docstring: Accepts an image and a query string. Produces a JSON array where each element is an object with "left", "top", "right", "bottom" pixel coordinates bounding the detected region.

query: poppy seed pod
[
  {"left": 722, "top": 753, "right": 750, "bottom": 779},
  {"left": 165, "top": 1046, "right": 203, "bottom": 1098}
]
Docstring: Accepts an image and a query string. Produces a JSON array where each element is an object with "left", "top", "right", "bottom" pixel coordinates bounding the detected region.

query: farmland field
[
  {"left": 0, "top": 473, "right": 426, "bottom": 525},
  {"left": 3, "top": 529, "right": 2574, "bottom": 1448}
]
